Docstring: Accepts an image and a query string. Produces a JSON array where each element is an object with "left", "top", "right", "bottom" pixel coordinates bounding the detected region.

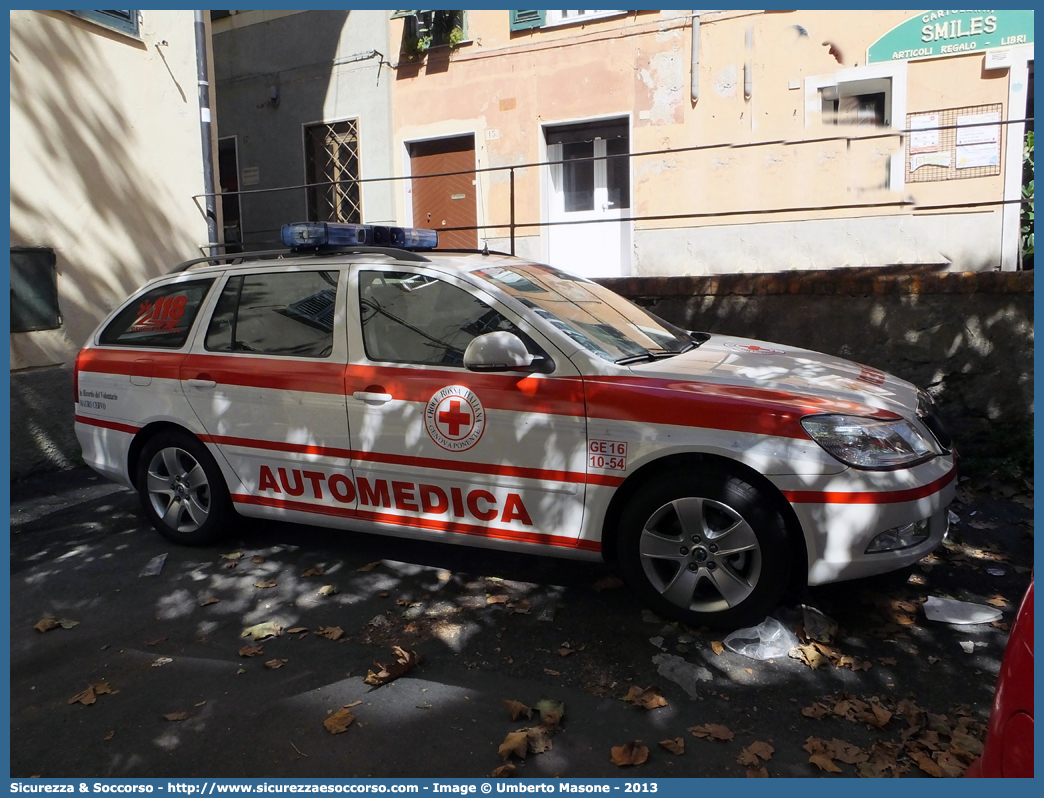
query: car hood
[{"left": 628, "top": 334, "right": 920, "bottom": 418}]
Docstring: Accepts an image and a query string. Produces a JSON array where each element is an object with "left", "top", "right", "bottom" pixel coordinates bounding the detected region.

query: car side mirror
[{"left": 464, "top": 331, "right": 539, "bottom": 372}]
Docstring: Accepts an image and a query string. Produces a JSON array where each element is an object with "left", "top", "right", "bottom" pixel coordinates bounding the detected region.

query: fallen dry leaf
[
  {"left": 746, "top": 767, "right": 769, "bottom": 778},
  {"left": 711, "top": 641, "right": 724, "bottom": 655},
  {"left": 688, "top": 723, "right": 734, "bottom": 741},
  {"left": 499, "top": 731, "right": 530, "bottom": 760},
  {"left": 910, "top": 750, "right": 944, "bottom": 777},
  {"left": 264, "top": 658, "right": 288, "bottom": 669},
  {"left": 316, "top": 626, "right": 344, "bottom": 640},
  {"left": 251, "top": 555, "right": 265, "bottom": 564},
  {"left": 199, "top": 597, "right": 220, "bottom": 607},
  {"left": 221, "top": 552, "right": 243, "bottom": 560},
  {"left": 241, "top": 622, "right": 282, "bottom": 640},
  {"left": 253, "top": 580, "right": 277, "bottom": 589},
  {"left": 491, "top": 764, "right": 516, "bottom": 777},
  {"left": 543, "top": 668, "right": 561, "bottom": 677},
  {"left": 986, "top": 596, "right": 1008, "bottom": 608},
  {"left": 610, "top": 741, "right": 649, "bottom": 767},
  {"left": 659, "top": 738, "right": 685, "bottom": 755},
  {"left": 68, "top": 682, "right": 113, "bottom": 706},
  {"left": 239, "top": 645, "right": 264, "bottom": 658},
  {"left": 508, "top": 600, "right": 531, "bottom": 614},
  {"left": 103, "top": 731, "right": 114, "bottom": 741},
  {"left": 163, "top": 712, "right": 192, "bottom": 721},
  {"left": 146, "top": 637, "right": 167, "bottom": 647},
  {"left": 503, "top": 699, "right": 532, "bottom": 721},
  {"left": 286, "top": 627, "right": 308, "bottom": 634},
  {"left": 622, "top": 685, "right": 668, "bottom": 710},
  {"left": 357, "top": 561, "right": 381, "bottom": 572},
  {"left": 222, "top": 561, "right": 238, "bottom": 570},
  {"left": 34, "top": 617, "right": 60, "bottom": 633},
  {"left": 301, "top": 567, "right": 325, "bottom": 577},
  {"left": 558, "top": 646, "right": 575, "bottom": 657},
  {"left": 364, "top": 646, "right": 420, "bottom": 686},
  {"left": 323, "top": 708, "right": 356, "bottom": 734},
  {"left": 534, "top": 699, "right": 565, "bottom": 727},
  {"left": 802, "top": 702, "right": 831, "bottom": 720},
  {"left": 317, "top": 585, "right": 339, "bottom": 597},
  {"left": 878, "top": 656, "right": 897, "bottom": 666},
  {"left": 809, "top": 754, "right": 842, "bottom": 773},
  {"left": 745, "top": 741, "right": 775, "bottom": 763}
]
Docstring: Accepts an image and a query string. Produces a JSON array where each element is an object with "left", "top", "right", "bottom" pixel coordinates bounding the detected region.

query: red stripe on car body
[
  {"left": 232, "top": 493, "right": 601, "bottom": 551},
  {"left": 74, "top": 415, "right": 140, "bottom": 435},
  {"left": 782, "top": 465, "right": 957, "bottom": 504}
]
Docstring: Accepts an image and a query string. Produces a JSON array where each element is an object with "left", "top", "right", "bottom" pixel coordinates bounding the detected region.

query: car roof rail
[{"left": 168, "top": 246, "right": 432, "bottom": 275}]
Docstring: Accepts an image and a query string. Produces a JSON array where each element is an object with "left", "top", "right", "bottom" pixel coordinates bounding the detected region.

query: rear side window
[
  {"left": 205, "top": 270, "right": 339, "bottom": 358},
  {"left": 99, "top": 280, "right": 214, "bottom": 348}
]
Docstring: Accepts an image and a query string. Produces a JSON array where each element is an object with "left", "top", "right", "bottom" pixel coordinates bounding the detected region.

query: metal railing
[{"left": 194, "top": 117, "right": 1033, "bottom": 255}]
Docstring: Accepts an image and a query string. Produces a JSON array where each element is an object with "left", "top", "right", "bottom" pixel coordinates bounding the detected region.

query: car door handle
[
  {"left": 353, "top": 391, "right": 393, "bottom": 404},
  {"left": 187, "top": 378, "right": 217, "bottom": 389}
]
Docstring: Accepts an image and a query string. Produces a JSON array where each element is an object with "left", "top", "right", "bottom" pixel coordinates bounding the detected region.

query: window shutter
[{"left": 509, "top": 10, "right": 545, "bottom": 31}]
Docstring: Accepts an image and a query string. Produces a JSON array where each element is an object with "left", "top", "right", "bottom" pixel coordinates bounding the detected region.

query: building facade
[
  {"left": 388, "top": 10, "right": 1033, "bottom": 276},
  {"left": 211, "top": 10, "right": 398, "bottom": 249},
  {"left": 10, "top": 10, "right": 216, "bottom": 479}
]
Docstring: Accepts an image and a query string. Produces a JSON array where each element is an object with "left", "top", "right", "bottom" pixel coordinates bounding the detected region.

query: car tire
[
  {"left": 617, "top": 468, "right": 792, "bottom": 629},
  {"left": 136, "top": 430, "right": 234, "bottom": 546}
]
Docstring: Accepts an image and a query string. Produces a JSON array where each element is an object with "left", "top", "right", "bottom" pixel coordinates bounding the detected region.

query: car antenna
[{"left": 481, "top": 241, "right": 490, "bottom": 256}]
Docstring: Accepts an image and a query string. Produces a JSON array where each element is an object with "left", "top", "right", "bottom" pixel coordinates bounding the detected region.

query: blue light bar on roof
[{"left": 280, "top": 222, "right": 438, "bottom": 250}]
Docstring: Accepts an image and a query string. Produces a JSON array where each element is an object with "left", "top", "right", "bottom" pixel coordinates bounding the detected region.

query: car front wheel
[
  {"left": 136, "top": 431, "right": 234, "bottom": 546},
  {"left": 617, "top": 469, "right": 792, "bottom": 629}
]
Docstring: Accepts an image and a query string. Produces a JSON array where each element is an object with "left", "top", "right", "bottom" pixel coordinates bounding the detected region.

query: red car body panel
[{"left": 966, "top": 579, "right": 1034, "bottom": 777}]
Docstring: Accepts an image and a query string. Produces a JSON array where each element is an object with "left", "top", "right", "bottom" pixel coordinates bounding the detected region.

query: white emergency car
[{"left": 75, "top": 222, "right": 956, "bottom": 627}]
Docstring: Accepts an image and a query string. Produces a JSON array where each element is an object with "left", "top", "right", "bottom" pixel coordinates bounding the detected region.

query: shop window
[
  {"left": 10, "top": 248, "right": 61, "bottom": 333},
  {"left": 821, "top": 79, "right": 891, "bottom": 127}
]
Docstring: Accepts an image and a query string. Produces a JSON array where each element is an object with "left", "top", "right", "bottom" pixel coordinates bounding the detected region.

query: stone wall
[{"left": 598, "top": 268, "right": 1034, "bottom": 470}]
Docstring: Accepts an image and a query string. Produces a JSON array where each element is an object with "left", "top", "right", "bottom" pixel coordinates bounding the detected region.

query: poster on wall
[
  {"left": 956, "top": 112, "right": 1001, "bottom": 169},
  {"left": 909, "top": 113, "right": 941, "bottom": 153}
]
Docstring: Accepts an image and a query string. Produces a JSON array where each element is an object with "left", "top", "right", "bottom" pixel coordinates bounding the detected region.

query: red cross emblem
[{"left": 437, "top": 398, "right": 473, "bottom": 439}]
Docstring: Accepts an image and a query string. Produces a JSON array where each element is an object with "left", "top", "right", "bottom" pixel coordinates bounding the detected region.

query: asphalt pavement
[{"left": 9, "top": 466, "right": 1033, "bottom": 778}]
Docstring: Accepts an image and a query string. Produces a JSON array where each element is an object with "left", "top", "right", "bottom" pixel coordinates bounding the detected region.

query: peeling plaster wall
[
  {"left": 389, "top": 10, "right": 1024, "bottom": 275},
  {"left": 633, "top": 212, "right": 1002, "bottom": 274}
]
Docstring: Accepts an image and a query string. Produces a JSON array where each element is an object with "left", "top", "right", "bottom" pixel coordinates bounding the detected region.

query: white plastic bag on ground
[
  {"left": 723, "top": 616, "right": 798, "bottom": 660},
  {"left": 923, "top": 596, "right": 1002, "bottom": 625}
]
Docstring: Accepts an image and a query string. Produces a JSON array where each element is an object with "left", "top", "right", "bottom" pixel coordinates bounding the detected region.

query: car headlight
[{"left": 801, "top": 414, "right": 942, "bottom": 470}]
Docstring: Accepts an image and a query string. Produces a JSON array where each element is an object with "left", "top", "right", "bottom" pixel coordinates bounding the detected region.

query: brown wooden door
[{"left": 410, "top": 135, "right": 478, "bottom": 249}]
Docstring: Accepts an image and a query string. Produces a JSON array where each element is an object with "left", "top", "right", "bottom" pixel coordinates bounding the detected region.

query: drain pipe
[
  {"left": 690, "top": 11, "right": 700, "bottom": 103},
  {"left": 194, "top": 10, "right": 218, "bottom": 256}
]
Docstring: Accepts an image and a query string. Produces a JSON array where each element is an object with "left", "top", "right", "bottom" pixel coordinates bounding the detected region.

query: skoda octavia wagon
[{"left": 75, "top": 222, "right": 956, "bottom": 627}]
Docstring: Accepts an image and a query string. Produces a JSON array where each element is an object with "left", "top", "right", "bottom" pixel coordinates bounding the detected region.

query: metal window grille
[{"left": 305, "top": 120, "right": 361, "bottom": 224}]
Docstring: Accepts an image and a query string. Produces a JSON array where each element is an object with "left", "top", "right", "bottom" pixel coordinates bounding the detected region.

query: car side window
[
  {"left": 99, "top": 279, "right": 215, "bottom": 349},
  {"left": 205, "top": 270, "right": 338, "bottom": 358},
  {"left": 359, "top": 270, "right": 524, "bottom": 367}
]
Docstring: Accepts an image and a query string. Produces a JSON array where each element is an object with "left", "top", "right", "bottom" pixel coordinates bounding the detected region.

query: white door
[{"left": 547, "top": 133, "right": 630, "bottom": 278}]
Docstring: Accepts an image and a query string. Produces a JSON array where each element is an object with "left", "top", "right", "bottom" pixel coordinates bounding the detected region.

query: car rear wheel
[
  {"left": 136, "top": 431, "right": 233, "bottom": 546},
  {"left": 617, "top": 469, "right": 792, "bottom": 629}
]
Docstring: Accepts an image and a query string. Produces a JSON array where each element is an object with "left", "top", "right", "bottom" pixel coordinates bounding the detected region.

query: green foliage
[
  {"left": 1021, "top": 130, "right": 1033, "bottom": 263},
  {"left": 447, "top": 25, "right": 465, "bottom": 48}
]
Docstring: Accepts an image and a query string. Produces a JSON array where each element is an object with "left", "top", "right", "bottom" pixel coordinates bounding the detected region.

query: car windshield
[{"left": 473, "top": 263, "right": 698, "bottom": 363}]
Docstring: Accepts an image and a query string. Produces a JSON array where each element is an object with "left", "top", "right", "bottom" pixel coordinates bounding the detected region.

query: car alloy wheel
[
  {"left": 638, "top": 496, "right": 763, "bottom": 614},
  {"left": 146, "top": 446, "right": 212, "bottom": 533}
]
